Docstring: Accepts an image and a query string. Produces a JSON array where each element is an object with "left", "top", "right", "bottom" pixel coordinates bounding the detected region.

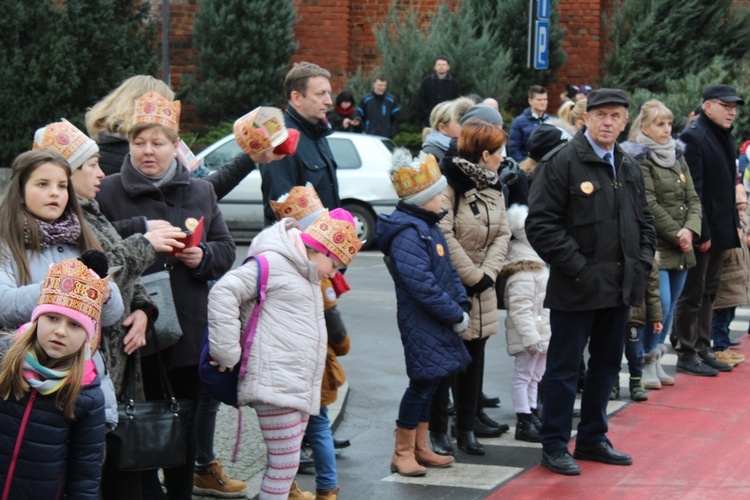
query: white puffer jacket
[
  {"left": 502, "top": 205, "right": 551, "bottom": 356},
  {"left": 207, "top": 219, "right": 326, "bottom": 415}
]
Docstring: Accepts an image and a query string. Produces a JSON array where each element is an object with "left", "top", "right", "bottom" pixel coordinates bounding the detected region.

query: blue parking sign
[
  {"left": 534, "top": 20, "right": 549, "bottom": 69},
  {"left": 537, "top": 0, "right": 551, "bottom": 20}
]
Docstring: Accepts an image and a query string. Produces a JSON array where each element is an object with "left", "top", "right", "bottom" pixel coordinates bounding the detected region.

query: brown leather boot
[
  {"left": 288, "top": 480, "right": 314, "bottom": 500},
  {"left": 315, "top": 486, "right": 340, "bottom": 499},
  {"left": 391, "top": 427, "right": 427, "bottom": 477},
  {"left": 414, "top": 422, "right": 454, "bottom": 468}
]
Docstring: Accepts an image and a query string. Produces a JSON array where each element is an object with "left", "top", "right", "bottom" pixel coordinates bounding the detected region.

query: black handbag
[{"left": 107, "top": 331, "right": 193, "bottom": 471}]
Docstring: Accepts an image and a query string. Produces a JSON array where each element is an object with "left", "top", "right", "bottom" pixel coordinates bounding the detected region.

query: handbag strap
[
  {"left": 164, "top": 187, "right": 184, "bottom": 271},
  {"left": 121, "top": 329, "right": 178, "bottom": 404},
  {"left": 237, "top": 254, "right": 268, "bottom": 381}
]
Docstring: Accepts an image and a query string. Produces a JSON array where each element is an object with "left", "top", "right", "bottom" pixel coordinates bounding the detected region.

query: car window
[
  {"left": 205, "top": 140, "right": 243, "bottom": 171},
  {"left": 328, "top": 138, "right": 361, "bottom": 169},
  {"left": 380, "top": 138, "right": 396, "bottom": 153}
]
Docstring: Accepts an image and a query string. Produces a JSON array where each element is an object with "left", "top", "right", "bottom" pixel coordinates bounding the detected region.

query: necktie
[{"left": 603, "top": 152, "right": 612, "bottom": 165}]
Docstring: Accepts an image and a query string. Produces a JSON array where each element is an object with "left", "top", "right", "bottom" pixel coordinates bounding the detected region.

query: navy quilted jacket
[{"left": 375, "top": 202, "right": 472, "bottom": 381}]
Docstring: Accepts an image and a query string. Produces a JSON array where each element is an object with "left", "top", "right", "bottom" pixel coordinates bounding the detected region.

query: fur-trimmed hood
[
  {"left": 500, "top": 259, "right": 546, "bottom": 277},
  {"left": 620, "top": 139, "right": 686, "bottom": 162}
]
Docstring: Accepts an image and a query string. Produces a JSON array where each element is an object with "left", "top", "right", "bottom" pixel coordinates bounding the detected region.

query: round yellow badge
[
  {"left": 679, "top": 173, "right": 686, "bottom": 183},
  {"left": 185, "top": 217, "right": 199, "bottom": 231},
  {"left": 436, "top": 243, "right": 445, "bottom": 257},
  {"left": 580, "top": 181, "right": 594, "bottom": 195}
]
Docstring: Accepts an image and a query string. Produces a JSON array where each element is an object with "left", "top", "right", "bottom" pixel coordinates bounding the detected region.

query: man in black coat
[
  {"left": 526, "top": 89, "right": 655, "bottom": 476},
  {"left": 417, "top": 56, "right": 461, "bottom": 126},
  {"left": 261, "top": 62, "right": 340, "bottom": 226},
  {"left": 673, "top": 84, "right": 744, "bottom": 376}
]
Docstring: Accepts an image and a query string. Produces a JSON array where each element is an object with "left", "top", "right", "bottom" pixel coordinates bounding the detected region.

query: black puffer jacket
[
  {"left": 0, "top": 340, "right": 105, "bottom": 499},
  {"left": 526, "top": 131, "right": 656, "bottom": 311}
]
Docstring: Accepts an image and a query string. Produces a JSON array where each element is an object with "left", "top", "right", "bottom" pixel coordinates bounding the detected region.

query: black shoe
[
  {"left": 481, "top": 392, "right": 500, "bottom": 408},
  {"left": 676, "top": 355, "right": 718, "bottom": 376},
  {"left": 456, "top": 430, "right": 485, "bottom": 455},
  {"left": 698, "top": 351, "right": 732, "bottom": 372},
  {"left": 541, "top": 449, "right": 581, "bottom": 475},
  {"left": 333, "top": 438, "right": 351, "bottom": 449},
  {"left": 476, "top": 410, "right": 510, "bottom": 435},
  {"left": 730, "top": 338, "right": 741, "bottom": 347},
  {"left": 298, "top": 447, "right": 315, "bottom": 474},
  {"left": 609, "top": 378, "right": 620, "bottom": 400},
  {"left": 473, "top": 417, "right": 504, "bottom": 438},
  {"left": 515, "top": 413, "right": 541, "bottom": 443},
  {"left": 573, "top": 439, "right": 632, "bottom": 465},
  {"left": 429, "top": 432, "right": 454, "bottom": 456},
  {"left": 530, "top": 408, "right": 542, "bottom": 431}
]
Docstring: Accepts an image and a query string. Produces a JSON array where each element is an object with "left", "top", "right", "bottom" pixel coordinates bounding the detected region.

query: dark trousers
[
  {"left": 141, "top": 363, "right": 202, "bottom": 500},
  {"left": 674, "top": 247, "right": 725, "bottom": 358},
  {"left": 625, "top": 326, "right": 645, "bottom": 379},
  {"left": 455, "top": 336, "right": 489, "bottom": 432},
  {"left": 541, "top": 307, "right": 628, "bottom": 454},
  {"left": 428, "top": 375, "right": 454, "bottom": 434},
  {"left": 396, "top": 378, "right": 441, "bottom": 429}
]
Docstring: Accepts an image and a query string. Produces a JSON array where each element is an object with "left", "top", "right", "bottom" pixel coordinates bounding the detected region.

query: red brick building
[{"left": 146, "top": 0, "right": 609, "bottom": 127}]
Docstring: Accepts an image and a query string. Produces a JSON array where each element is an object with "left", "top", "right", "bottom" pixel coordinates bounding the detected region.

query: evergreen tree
[
  {"left": 188, "top": 0, "right": 297, "bottom": 125},
  {"left": 0, "top": 0, "right": 157, "bottom": 166},
  {"left": 603, "top": 0, "right": 750, "bottom": 93}
]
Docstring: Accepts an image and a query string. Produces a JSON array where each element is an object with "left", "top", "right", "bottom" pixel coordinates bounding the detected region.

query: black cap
[
  {"left": 702, "top": 84, "right": 744, "bottom": 106},
  {"left": 586, "top": 88, "right": 629, "bottom": 111},
  {"left": 527, "top": 124, "right": 573, "bottom": 161}
]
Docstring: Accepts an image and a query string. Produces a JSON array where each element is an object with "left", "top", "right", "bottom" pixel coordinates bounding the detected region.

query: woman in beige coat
[{"left": 439, "top": 121, "right": 511, "bottom": 455}]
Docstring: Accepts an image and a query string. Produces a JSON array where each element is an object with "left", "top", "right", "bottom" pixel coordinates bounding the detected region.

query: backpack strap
[{"left": 237, "top": 254, "right": 268, "bottom": 381}]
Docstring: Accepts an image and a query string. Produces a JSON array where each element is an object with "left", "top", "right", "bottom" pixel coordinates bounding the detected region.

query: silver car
[{"left": 198, "top": 132, "right": 398, "bottom": 248}]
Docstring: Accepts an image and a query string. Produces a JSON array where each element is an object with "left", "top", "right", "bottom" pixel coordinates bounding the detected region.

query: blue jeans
[
  {"left": 653, "top": 269, "right": 688, "bottom": 348},
  {"left": 305, "top": 406, "right": 337, "bottom": 490},
  {"left": 625, "top": 326, "right": 644, "bottom": 379},
  {"left": 712, "top": 307, "right": 736, "bottom": 352},
  {"left": 396, "top": 378, "right": 441, "bottom": 429}
]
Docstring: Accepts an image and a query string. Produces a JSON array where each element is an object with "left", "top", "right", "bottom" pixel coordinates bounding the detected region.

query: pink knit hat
[{"left": 300, "top": 208, "right": 362, "bottom": 267}]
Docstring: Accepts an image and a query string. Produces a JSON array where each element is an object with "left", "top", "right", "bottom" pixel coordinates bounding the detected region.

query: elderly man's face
[
  {"left": 705, "top": 99, "right": 739, "bottom": 130},
  {"left": 584, "top": 105, "right": 628, "bottom": 150}
]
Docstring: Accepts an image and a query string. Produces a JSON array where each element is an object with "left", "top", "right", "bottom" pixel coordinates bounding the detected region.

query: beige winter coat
[
  {"left": 713, "top": 230, "right": 750, "bottom": 310},
  {"left": 440, "top": 184, "right": 510, "bottom": 339},
  {"left": 207, "top": 219, "right": 327, "bottom": 415}
]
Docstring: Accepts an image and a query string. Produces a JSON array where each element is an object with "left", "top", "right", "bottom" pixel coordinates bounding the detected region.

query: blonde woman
[{"left": 421, "top": 101, "right": 460, "bottom": 162}]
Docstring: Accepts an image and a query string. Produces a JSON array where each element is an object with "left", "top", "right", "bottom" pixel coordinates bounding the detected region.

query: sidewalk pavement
[{"left": 194, "top": 382, "right": 350, "bottom": 499}]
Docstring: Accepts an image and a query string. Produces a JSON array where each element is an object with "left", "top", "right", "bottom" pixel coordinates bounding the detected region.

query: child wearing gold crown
[
  {"left": 374, "top": 148, "right": 472, "bottom": 477},
  {"left": 207, "top": 208, "right": 362, "bottom": 500},
  {"left": 0, "top": 256, "right": 108, "bottom": 498}
]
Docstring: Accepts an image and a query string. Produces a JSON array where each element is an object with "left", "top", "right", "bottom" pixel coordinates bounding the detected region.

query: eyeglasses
[{"left": 712, "top": 101, "right": 740, "bottom": 111}]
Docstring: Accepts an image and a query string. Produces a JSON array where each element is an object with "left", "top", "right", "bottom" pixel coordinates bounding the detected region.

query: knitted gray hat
[{"left": 460, "top": 103, "right": 504, "bottom": 127}]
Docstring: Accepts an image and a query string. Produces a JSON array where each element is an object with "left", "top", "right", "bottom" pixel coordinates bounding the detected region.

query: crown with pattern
[
  {"left": 32, "top": 119, "right": 99, "bottom": 171},
  {"left": 301, "top": 209, "right": 363, "bottom": 267},
  {"left": 270, "top": 184, "right": 325, "bottom": 224},
  {"left": 31, "top": 258, "right": 108, "bottom": 354},
  {"left": 134, "top": 91, "right": 181, "bottom": 133},
  {"left": 390, "top": 150, "right": 442, "bottom": 199}
]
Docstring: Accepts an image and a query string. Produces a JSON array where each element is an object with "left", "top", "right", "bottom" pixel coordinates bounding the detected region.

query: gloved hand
[
  {"left": 453, "top": 312, "right": 470, "bottom": 334},
  {"left": 526, "top": 342, "right": 544, "bottom": 355},
  {"left": 465, "top": 274, "right": 494, "bottom": 296}
]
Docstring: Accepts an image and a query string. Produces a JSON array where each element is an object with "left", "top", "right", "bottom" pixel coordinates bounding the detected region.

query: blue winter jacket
[
  {"left": 508, "top": 107, "right": 550, "bottom": 162},
  {"left": 375, "top": 202, "right": 472, "bottom": 381},
  {"left": 0, "top": 342, "right": 105, "bottom": 499}
]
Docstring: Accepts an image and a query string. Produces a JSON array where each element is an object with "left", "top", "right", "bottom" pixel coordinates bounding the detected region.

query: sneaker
[
  {"left": 715, "top": 349, "right": 745, "bottom": 366},
  {"left": 728, "top": 348, "right": 746, "bottom": 364},
  {"left": 699, "top": 351, "right": 733, "bottom": 372},
  {"left": 629, "top": 379, "right": 648, "bottom": 402},
  {"left": 676, "top": 355, "right": 718, "bottom": 377},
  {"left": 193, "top": 458, "right": 249, "bottom": 498}
]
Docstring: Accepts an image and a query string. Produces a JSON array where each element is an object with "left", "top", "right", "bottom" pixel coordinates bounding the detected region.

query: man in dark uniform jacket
[
  {"left": 673, "top": 84, "right": 744, "bottom": 376},
  {"left": 261, "top": 62, "right": 340, "bottom": 226},
  {"left": 526, "top": 89, "right": 656, "bottom": 476},
  {"left": 417, "top": 56, "right": 461, "bottom": 126}
]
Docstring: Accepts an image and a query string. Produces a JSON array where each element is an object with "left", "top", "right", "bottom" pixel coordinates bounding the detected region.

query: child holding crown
[{"left": 375, "top": 148, "right": 472, "bottom": 477}]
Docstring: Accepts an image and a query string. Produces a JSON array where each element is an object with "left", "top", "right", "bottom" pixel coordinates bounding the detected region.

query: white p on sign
[{"left": 534, "top": 20, "right": 549, "bottom": 70}]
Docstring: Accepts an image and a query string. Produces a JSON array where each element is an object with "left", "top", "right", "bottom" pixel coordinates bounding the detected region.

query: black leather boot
[
  {"left": 476, "top": 409, "right": 510, "bottom": 435},
  {"left": 429, "top": 432, "right": 454, "bottom": 456},
  {"left": 473, "top": 417, "right": 502, "bottom": 438},
  {"left": 456, "top": 430, "right": 485, "bottom": 455},
  {"left": 530, "top": 407, "right": 542, "bottom": 431},
  {"left": 515, "top": 413, "right": 541, "bottom": 443}
]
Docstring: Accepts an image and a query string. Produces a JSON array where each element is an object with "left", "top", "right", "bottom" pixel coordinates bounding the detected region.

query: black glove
[{"left": 465, "top": 274, "right": 494, "bottom": 296}]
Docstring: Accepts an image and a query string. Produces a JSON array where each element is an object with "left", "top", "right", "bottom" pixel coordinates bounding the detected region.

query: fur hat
[
  {"left": 390, "top": 148, "right": 447, "bottom": 207},
  {"left": 31, "top": 255, "right": 108, "bottom": 355},
  {"left": 301, "top": 209, "right": 363, "bottom": 267},
  {"left": 506, "top": 203, "right": 529, "bottom": 241},
  {"left": 460, "top": 103, "right": 504, "bottom": 127},
  {"left": 33, "top": 119, "right": 99, "bottom": 172},
  {"left": 270, "top": 183, "right": 325, "bottom": 229},
  {"left": 134, "top": 91, "right": 181, "bottom": 133}
]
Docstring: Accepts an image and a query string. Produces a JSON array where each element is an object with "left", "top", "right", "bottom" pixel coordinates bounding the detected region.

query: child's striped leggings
[{"left": 255, "top": 403, "right": 310, "bottom": 500}]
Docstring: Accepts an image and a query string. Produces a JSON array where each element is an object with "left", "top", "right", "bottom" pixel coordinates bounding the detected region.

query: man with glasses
[{"left": 673, "top": 84, "right": 744, "bottom": 376}]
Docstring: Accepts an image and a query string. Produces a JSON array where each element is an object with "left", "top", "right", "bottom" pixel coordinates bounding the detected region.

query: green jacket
[
  {"left": 621, "top": 141, "right": 702, "bottom": 271},
  {"left": 628, "top": 264, "right": 663, "bottom": 327}
]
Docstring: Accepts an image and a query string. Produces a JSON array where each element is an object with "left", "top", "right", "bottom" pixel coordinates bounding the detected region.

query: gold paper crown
[
  {"left": 32, "top": 119, "right": 88, "bottom": 157},
  {"left": 134, "top": 91, "right": 181, "bottom": 133},
  {"left": 270, "top": 185, "right": 325, "bottom": 221},
  {"left": 36, "top": 259, "right": 108, "bottom": 351},
  {"left": 390, "top": 154, "right": 441, "bottom": 198},
  {"left": 303, "top": 210, "right": 363, "bottom": 267}
]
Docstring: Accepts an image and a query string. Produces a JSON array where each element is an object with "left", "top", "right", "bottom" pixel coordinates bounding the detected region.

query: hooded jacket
[
  {"left": 620, "top": 140, "right": 702, "bottom": 270},
  {"left": 207, "top": 219, "right": 326, "bottom": 415},
  {"left": 375, "top": 203, "right": 472, "bottom": 381}
]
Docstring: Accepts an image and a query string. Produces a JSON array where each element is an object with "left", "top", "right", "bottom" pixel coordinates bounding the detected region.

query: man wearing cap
[
  {"left": 508, "top": 85, "right": 550, "bottom": 163},
  {"left": 672, "top": 84, "right": 744, "bottom": 376},
  {"left": 261, "top": 62, "right": 340, "bottom": 226},
  {"left": 526, "top": 88, "right": 656, "bottom": 476}
]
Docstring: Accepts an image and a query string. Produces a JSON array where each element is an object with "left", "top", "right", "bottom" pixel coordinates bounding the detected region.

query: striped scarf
[{"left": 22, "top": 351, "right": 71, "bottom": 395}]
